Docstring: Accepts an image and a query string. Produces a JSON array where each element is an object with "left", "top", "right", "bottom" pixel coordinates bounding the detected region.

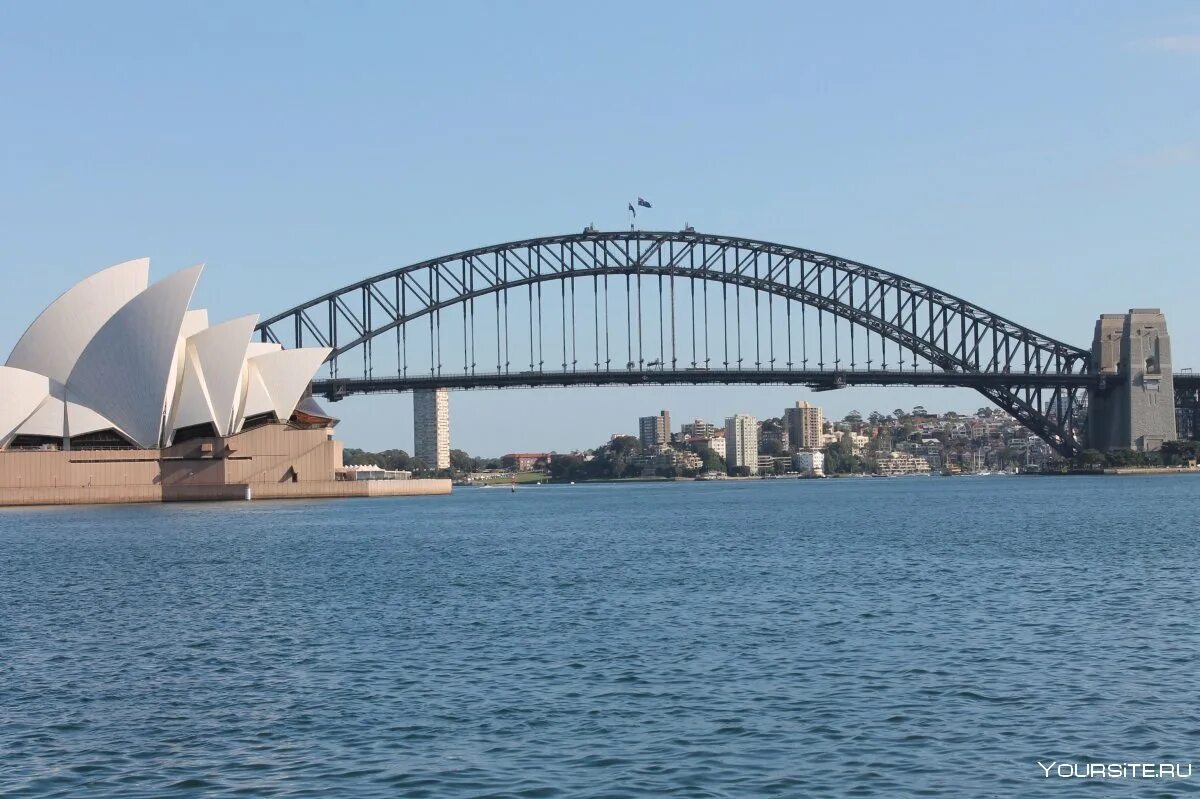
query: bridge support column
[
  {"left": 413, "top": 388, "right": 450, "bottom": 470},
  {"left": 1087, "top": 309, "right": 1177, "bottom": 452}
]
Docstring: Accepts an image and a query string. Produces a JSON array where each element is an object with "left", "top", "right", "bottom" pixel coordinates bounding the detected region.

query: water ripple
[{"left": 1, "top": 476, "right": 1199, "bottom": 797}]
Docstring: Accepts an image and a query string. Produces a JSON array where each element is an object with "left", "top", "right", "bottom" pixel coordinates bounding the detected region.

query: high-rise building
[
  {"left": 414, "top": 388, "right": 450, "bottom": 470},
  {"left": 725, "top": 414, "right": 759, "bottom": 474},
  {"left": 638, "top": 410, "right": 671, "bottom": 451},
  {"left": 785, "top": 400, "right": 824, "bottom": 451}
]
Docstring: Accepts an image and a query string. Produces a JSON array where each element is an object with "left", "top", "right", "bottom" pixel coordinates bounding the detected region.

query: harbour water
[{"left": 2, "top": 476, "right": 1199, "bottom": 798}]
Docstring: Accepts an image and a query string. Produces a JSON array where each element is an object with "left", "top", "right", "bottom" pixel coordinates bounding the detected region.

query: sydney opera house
[{"left": 0, "top": 259, "right": 448, "bottom": 506}]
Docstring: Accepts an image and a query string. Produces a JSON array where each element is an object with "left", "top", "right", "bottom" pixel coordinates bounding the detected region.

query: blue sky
[{"left": 1, "top": 2, "right": 1197, "bottom": 455}]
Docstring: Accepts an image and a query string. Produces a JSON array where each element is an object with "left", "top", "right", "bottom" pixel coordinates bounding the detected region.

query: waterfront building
[
  {"left": 503, "top": 452, "right": 552, "bottom": 471},
  {"left": 784, "top": 401, "right": 823, "bottom": 451},
  {"left": 793, "top": 450, "right": 825, "bottom": 477},
  {"left": 683, "top": 433, "right": 725, "bottom": 459},
  {"left": 681, "top": 418, "right": 716, "bottom": 437},
  {"left": 636, "top": 447, "right": 703, "bottom": 473},
  {"left": 638, "top": 410, "right": 671, "bottom": 451},
  {"left": 708, "top": 432, "right": 726, "bottom": 459},
  {"left": 0, "top": 258, "right": 450, "bottom": 504},
  {"left": 828, "top": 429, "right": 870, "bottom": 454},
  {"left": 414, "top": 388, "right": 450, "bottom": 469},
  {"left": 725, "top": 414, "right": 759, "bottom": 474},
  {"left": 876, "top": 451, "right": 933, "bottom": 476},
  {"left": 336, "top": 464, "right": 413, "bottom": 481}
]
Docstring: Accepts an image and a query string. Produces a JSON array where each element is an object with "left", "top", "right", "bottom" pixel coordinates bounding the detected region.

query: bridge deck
[{"left": 313, "top": 368, "right": 1101, "bottom": 399}]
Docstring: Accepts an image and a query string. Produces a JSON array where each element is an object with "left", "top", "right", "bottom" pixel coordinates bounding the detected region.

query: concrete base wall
[
  {"left": 0, "top": 423, "right": 451, "bottom": 507},
  {"left": 0, "top": 479, "right": 451, "bottom": 507},
  {"left": 250, "top": 479, "right": 452, "bottom": 500}
]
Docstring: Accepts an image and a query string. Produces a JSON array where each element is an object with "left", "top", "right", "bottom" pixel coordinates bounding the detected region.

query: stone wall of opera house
[{"left": 0, "top": 423, "right": 451, "bottom": 507}]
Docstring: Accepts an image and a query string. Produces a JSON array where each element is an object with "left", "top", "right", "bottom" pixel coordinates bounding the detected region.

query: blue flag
[
  {"left": 628, "top": 202, "right": 636, "bottom": 215},
  {"left": 637, "top": 197, "right": 652, "bottom": 208}
]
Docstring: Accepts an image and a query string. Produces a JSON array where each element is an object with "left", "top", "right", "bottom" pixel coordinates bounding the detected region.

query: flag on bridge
[
  {"left": 628, "top": 202, "right": 636, "bottom": 216},
  {"left": 637, "top": 197, "right": 652, "bottom": 209}
]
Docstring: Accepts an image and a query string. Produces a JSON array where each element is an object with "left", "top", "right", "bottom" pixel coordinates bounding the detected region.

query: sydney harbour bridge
[{"left": 255, "top": 230, "right": 1190, "bottom": 458}]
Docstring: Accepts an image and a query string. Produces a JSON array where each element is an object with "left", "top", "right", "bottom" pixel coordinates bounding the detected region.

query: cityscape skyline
[
  {"left": 2, "top": 2, "right": 1196, "bottom": 455},
  {"left": 457, "top": 392, "right": 1067, "bottom": 479}
]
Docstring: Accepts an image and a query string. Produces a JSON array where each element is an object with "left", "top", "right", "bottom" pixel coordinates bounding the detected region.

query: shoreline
[{"left": 463, "top": 467, "right": 1200, "bottom": 486}]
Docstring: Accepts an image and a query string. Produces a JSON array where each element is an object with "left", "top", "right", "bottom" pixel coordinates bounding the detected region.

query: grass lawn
[{"left": 474, "top": 471, "right": 548, "bottom": 486}]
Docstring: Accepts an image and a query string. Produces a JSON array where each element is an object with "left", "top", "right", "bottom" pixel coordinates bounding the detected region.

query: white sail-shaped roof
[
  {"left": 188, "top": 315, "right": 258, "bottom": 436},
  {"left": 0, "top": 367, "right": 51, "bottom": 445},
  {"left": 239, "top": 366, "right": 277, "bottom": 424},
  {"left": 2, "top": 257, "right": 334, "bottom": 451},
  {"left": 245, "top": 342, "right": 282, "bottom": 358},
  {"left": 13, "top": 396, "right": 67, "bottom": 439},
  {"left": 234, "top": 341, "right": 284, "bottom": 427},
  {"left": 11, "top": 394, "right": 124, "bottom": 442},
  {"left": 66, "top": 264, "right": 204, "bottom": 449},
  {"left": 243, "top": 348, "right": 332, "bottom": 425},
  {"left": 180, "top": 309, "right": 209, "bottom": 339},
  {"left": 164, "top": 309, "right": 212, "bottom": 433},
  {"left": 66, "top": 397, "right": 125, "bottom": 438},
  {"left": 6, "top": 258, "right": 150, "bottom": 384},
  {"left": 168, "top": 349, "right": 218, "bottom": 435}
]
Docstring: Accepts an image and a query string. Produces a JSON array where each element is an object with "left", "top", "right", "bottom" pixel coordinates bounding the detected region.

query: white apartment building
[
  {"left": 681, "top": 418, "right": 717, "bottom": 437},
  {"left": 707, "top": 433, "right": 726, "bottom": 459},
  {"left": 725, "top": 413, "right": 760, "bottom": 474},
  {"left": 793, "top": 450, "right": 825, "bottom": 477},
  {"left": 876, "top": 451, "right": 932, "bottom": 476}
]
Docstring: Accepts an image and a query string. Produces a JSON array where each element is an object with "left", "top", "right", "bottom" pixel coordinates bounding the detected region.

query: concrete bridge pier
[
  {"left": 1087, "top": 309, "right": 1177, "bottom": 452},
  {"left": 413, "top": 388, "right": 450, "bottom": 470}
]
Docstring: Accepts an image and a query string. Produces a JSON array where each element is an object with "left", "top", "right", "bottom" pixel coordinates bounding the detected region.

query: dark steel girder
[
  {"left": 315, "top": 369, "right": 1098, "bottom": 396},
  {"left": 260, "top": 231, "right": 1087, "bottom": 363}
]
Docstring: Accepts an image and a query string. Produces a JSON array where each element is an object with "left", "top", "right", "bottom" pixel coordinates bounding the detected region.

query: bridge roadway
[{"left": 312, "top": 368, "right": 1102, "bottom": 400}]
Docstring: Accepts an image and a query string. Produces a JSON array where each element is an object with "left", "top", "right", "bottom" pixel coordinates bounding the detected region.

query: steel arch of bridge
[{"left": 256, "top": 230, "right": 1096, "bottom": 456}]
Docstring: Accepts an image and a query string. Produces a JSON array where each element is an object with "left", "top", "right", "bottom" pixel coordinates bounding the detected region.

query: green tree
[
  {"left": 822, "top": 435, "right": 862, "bottom": 474},
  {"left": 608, "top": 435, "right": 641, "bottom": 456},
  {"left": 549, "top": 453, "right": 591, "bottom": 482},
  {"left": 700, "top": 447, "right": 726, "bottom": 473},
  {"left": 760, "top": 438, "right": 786, "bottom": 457},
  {"left": 449, "top": 449, "right": 474, "bottom": 472},
  {"left": 1162, "top": 440, "right": 1200, "bottom": 465},
  {"left": 342, "top": 447, "right": 379, "bottom": 467}
]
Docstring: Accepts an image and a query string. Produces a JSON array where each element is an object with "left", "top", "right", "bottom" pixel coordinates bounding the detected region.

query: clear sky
[{"left": 2, "top": 2, "right": 1197, "bottom": 455}]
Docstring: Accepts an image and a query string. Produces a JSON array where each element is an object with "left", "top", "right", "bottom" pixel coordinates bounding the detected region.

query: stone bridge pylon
[{"left": 1088, "top": 309, "right": 1176, "bottom": 452}]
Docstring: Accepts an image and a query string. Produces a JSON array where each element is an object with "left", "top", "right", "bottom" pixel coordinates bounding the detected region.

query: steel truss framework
[{"left": 256, "top": 230, "right": 1097, "bottom": 456}]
